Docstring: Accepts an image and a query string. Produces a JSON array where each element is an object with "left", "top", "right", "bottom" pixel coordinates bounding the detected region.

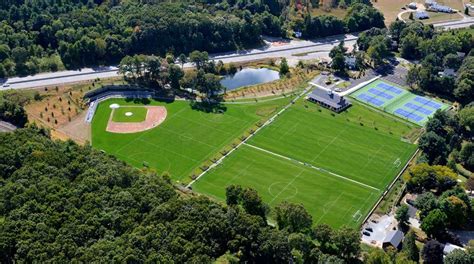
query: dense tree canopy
[
  {"left": 0, "top": 128, "right": 363, "bottom": 263},
  {"left": 0, "top": 0, "right": 383, "bottom": 77}
]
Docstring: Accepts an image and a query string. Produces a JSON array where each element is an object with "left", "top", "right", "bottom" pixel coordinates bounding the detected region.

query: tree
[
  {"left": 404, "top": 163, "right": 457, "bottom": 193},
  {"left": 420, "top": 209, "right": 447, "bottom": 238},
  {"left": 240, "top": 188, "right": 268, "bottom": 220},
  {"left": 440, "top": 195, "right": 468, "bottom": 227},
  {"left": 459, "top": 143, "right": 474, "bottom": 171},
  {"left": 395, "top": 204, "right": 409, "bottom": 227},
  {"left": 332, "top": 226, "right": 360, "bottom": 261},
  {"left": 331, "top": 53, "right": 346, "bottom": 74},
  {"left": 225, "top": 185, "right": 242, "bottom": 206},
  {"left": 422, "top": 240, "right": 444, "bottom": 264},
  {"left": 168, "top": 64, "right": 184, "bottom": 90},
  {"left": 312, "top": 224, "right": 334, "bottom": 253},
  {"left": 274, "top": 202, "right": 312, "bottom": 233},
  {"left": 367, "top": 37, "right": 390, "bottom": 67},
  {"left": 365, "top": 248, "right": 392, "bottom": 264},
  {"left": 445, "top": 249, "right": 473, "bottom": 264},
  {"left": 0, "top": 97, "right": 28, "bottom": 127},
  {"left": 458, "top": 105, "right": 474, "bottom": 132},
  {"left": 414, "top": 192, "right": 439, "bottom": 218},
  {"left": 418, "top": 132, "right": 448, "bottom": 165},
  {"left": 279, "top": 58, "right": 289, "bottom": 76},
  {"left": 330, "top": 41, "right": 347, "bottom": 73},
  {"left": 402, "top": 231, "right": 419, "bottom": 262},
  {"left": 189, "top": 50, "right": 209, "bottom": 70},
  {"left": 178, "top": 53, "right": 187, "bottom": 68}
]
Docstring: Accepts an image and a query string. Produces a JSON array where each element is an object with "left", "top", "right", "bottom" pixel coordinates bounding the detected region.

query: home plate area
[{"left": 106, "top": 104, "right": 167, "bottom": 134}]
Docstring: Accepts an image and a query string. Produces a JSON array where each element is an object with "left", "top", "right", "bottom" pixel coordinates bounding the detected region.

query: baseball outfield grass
[{"left": 92, "top": 97, "right": 293, "bottom": 182}]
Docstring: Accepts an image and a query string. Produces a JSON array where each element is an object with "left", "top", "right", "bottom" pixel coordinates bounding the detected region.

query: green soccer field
[
  {"left": 92, "top": 97, "right": 292, "bottom": 182},
  {"left": 192, "top": 144, "right": 381, "bottom": 228},
  {"left": 193, "top": 100, "right": 419, "bottom": 227},
  {"left": 246, "top": 100, "right": 418, "bottom": 189},
  {"left": 112, "top": 106, "right": 148, "bottom": 122}
]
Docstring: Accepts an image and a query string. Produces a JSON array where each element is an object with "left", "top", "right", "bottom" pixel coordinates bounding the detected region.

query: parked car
[
  {"left": 362, "top": 231, "right": 371, "bottom": 236},
  {"left": 365, "top": 227, "right": 373, "bottom": 232}
]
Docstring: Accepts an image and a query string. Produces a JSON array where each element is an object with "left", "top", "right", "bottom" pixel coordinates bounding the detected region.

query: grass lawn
[
  {"left": 193, "top": 99, "right": 418, "bottom": 227},
  {"left": 192, "top": 144, "right": 380, "bottom": 228},
  {"left": 246, "top": 100, "right": 418, "bottom": 190},
  {"left": 92, "top": 97, "right": 292, "bottom": 182},
  {"left": 310, "top": 7, "right": 348, "bottom": 19},
  {"left": 112, "top": 106, "right": 148, "bottom": 122}
]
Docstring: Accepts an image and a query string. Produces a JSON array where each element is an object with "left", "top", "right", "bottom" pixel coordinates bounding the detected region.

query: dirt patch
[
  {"left": 106, "top": 106, "right": 167, "bottom": 133},
  {"left": 56, "top": 111, "right": 91, "bottom": 144}
]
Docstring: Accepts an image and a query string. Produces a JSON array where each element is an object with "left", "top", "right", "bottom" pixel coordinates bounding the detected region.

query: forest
[
  {"left": 0, "top": 127, "right": 367, "bottom": 263},
  {"left": 0, "top": 0, "right": 384, "bottom": 77}
]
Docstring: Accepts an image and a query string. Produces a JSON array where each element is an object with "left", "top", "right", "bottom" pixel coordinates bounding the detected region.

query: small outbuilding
[
  {"left": 307, "top": 87, "right": 351, "bottom": 113},
  {"left": 438, "top": 68, "right": 456, "bottom": 78},
  {"left": 443, "top": 243, "right": 465, "bottom": 255},
  {"left": 415, "top": 11, "right": 430, "bottom": 19},
  {"left": 382, "top": 230, "right": 404, "bottom": 250}
]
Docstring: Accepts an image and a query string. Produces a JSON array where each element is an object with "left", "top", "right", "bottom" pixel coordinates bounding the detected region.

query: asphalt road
[{"left": 1, "top": 18, "right": 472, "bottom": 91}]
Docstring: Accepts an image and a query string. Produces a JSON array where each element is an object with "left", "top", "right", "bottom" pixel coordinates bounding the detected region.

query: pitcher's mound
[{"left": 107, "top": 106, "right": 167, "bottom": 133}]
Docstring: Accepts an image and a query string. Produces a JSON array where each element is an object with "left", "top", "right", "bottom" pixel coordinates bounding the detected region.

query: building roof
[
  {"left": 443, "top": 243, "right": 465, "bottom": 255},
  {"left": 383, "top": 230, "right": 404, "bottom": 248},
  {"left": 439, "top": 68, "right": 456, "bottom": 77},
  {"left": 308, "top": 87, "right": 351, "bottom": 109},
  {"left": 344, "top": 56, "right": 356, "bottom": 67},
  {"left": 415, "top": 11, "right": 430, "bottom": 19}
]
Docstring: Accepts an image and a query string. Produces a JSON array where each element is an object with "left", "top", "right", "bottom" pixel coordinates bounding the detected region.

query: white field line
[
  {"left": 244, "top": 143, "right": 380, "bottom": 192},
  {"left": 269, "top": 170, "right": 304, "bottom": 204},
  {"left": 186, "top": 86, "right": 313, "bottom": 188}
]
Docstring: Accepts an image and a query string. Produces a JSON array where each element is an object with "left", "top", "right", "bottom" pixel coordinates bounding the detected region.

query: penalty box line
[{"left": 243, "top": 143, "right": 381, "bottom": 192}]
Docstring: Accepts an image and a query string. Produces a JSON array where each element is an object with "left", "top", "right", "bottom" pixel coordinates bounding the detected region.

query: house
[
  {"left": 408, "top": 2, "right": 417, "bottom": 9},
  {"left": 415, "top": 11, "right": 430, "bottom": 19},
  {"left": 438, "top": 68, "right": 456, "bottom": 78},
  {"left": 425, "top": 1, "right": 454, "bottom": 13},
  {"left": 307, "top": 87, "right": 351, "bottom": 113},
  {"left": 344, "top": 56, "right": 357, "bottom": 70},
  {"left": 382, "top": 230, "right": 404, "bottom": 250},
  {"left": 443, "top": 243, "right": 465, "bottom": 255}
]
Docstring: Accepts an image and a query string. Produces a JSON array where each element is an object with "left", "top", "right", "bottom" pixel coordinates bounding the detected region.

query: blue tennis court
[
  {"left": 414, "top": 97, "right": 442, "bottom": 109},
  {"left": 351, "top": 79, "right": 449, "bottom": 125},
  {"left": 394, "top": 109, "right": 423, "bottom": 122},
  {"left": 377, "top": 83, "right": 402, "bottom": 94},
  {"left": 368, "top": 88, "right": 394, "bottom": 99},
  {"left": 405, "top": 103, "right": 433, "bottom": 115},
  {"left": 358, "top": 93, "right": 384, "bottom": 106}
]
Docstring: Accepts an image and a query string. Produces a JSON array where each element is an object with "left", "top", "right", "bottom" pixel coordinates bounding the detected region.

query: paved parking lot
[{"left": 361, "top": 214, "right": 397, "bottom": 248}]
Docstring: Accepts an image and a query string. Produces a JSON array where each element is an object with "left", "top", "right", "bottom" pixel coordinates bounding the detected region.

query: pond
[{"left": 220, "top": 68, "right": 280, "bottom": 90}]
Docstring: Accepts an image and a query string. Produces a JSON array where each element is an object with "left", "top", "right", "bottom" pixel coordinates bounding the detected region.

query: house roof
[
  {"left": 383, "top": 230, "right": 404, "bottom": 248},
  {"left": 443, "top": 243, "right": 465, "bottom": 255},
  {"left": 308, "top": 87, "right": 351, "bottom": 109}
]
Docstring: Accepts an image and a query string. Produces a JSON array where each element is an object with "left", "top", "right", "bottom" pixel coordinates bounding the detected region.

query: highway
[{"left": 1, "top": 18, "right": 472, "bottom": 91}]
